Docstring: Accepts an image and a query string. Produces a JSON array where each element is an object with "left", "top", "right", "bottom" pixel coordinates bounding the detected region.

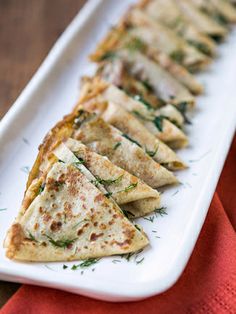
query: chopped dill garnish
[
  {"left": 38, "top": 183, "right": 46, "bottom": 195},
  {"left": 124, "top": 252, "right": 135, "bottom": 262},
  {"left": 112, "top": 259, "right": 121, "bottom": 264},
  {"left": 125, "top": 37, "right": 146, "bottom": 52},
  {"left": 170, "top": 50, "right": 185, "bottom": 63},
  {"left": 133, "top": 95, "right": 153, "bottom": 111},
  {"left": 99, "top": 51, "right": 116, "bottom": 61},
  {"left": 27, "top": 231, "right": 37, "bottom": 242},
  {"left": 175, "top": 102, "right": 191, "bottom": 124},
  {"left": 120, "top": 248, "right": 144, "bottom": 262},
  {"left": 140, "top": 80, "right": 153, "bottom": 92},
  {"left": 71, "top": 258, "right": 100, "bottom": 270},
  {"left": 154, "top": 207, "right": 167, "bottom": 217},
  {"left": 46, "top": 235, "right": 77, "bottom": 249},
  {"left": 73, "top": 158, "right": 85, "bottom": 168},
  {"left": 145, "top": 145, "right": 158, "bottom": 158},
  {"left": 104, "top": 192, "right": 113, "bottom": 198},
  {"left": 187, "top": 40, "right": 211, "bottom": 56},
  {"left": 22, "top": 137, "right": 30, "bottom": 145},
  {"left": 143, "top": 216, "right": 155, "bottom": 223},
  {"left": 91, "top": 175, "right": 123, "bottom": 187},
  {"left": 135, "top": 224, "right": 142, "bottom": 231},
  {"left": 122, "top": 133, "right": 142, "bottom": 147},
  {"left": 123, "top": 182, "right": 138, "bottom": 192},
  {"left": 213, "top": 13, "right": 228, "bottom": 26},
  {"left": 72, "top": 219, "right": 89, "bottom": 230},
  {"left": 132, "top": 110, "right": 166, "bottom": 132},
  {"left": 73, "top": 110, "right": 93, "bottom": 129},
  {"left": 44, "top": 265, "right": 55, "bottom": 271},
  {"left": 63, "top": 265, "right": 68, "bottom": 269},
  {"left": 172, "top": 190, "right": 179, "bottom": 196},
  {"left": 136, "top": 257, "right": 144, "bottom": 265},
  {"left": 153, "top": 115, "right": 166, "bottom": 132},
  {"left": 113, "top": 142, "right": 121, "bottom": 150},
  {"left": 132, "top": 110, "right": 152, "bottom": 121},
  {"left": 122, "top": 209, "right": 135, "bottom": 219}
]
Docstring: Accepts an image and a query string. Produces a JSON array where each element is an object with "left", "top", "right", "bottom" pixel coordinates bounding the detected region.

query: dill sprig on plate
[{"left": 71, "top": 258, "right": 100, "bottom": 270}]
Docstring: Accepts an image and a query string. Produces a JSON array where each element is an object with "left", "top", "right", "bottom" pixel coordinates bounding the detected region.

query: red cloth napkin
[{"left": 2, "top": 136, "right": 236, "bottom": 314}]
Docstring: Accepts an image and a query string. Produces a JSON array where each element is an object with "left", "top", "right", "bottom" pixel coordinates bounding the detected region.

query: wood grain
[{"left": 0, "top": 0, "right": 86, "bottom": 307}]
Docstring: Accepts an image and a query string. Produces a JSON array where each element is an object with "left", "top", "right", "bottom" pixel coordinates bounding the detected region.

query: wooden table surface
[{"left": 0, "top": 0, "right": 86, "bottom": 307}]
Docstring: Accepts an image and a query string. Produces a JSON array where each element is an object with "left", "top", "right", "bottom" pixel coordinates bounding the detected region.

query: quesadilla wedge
[
  {"left": 116, "top": 49, "right": 195, "bottom": 107},
  {"left": 176, "top": 0, "right": 228, "bottom": 41},
  {"left": 156, "top": 104, "right": 185, "bottom": 129},
  {"left": 191, "top": 0, "right": 236, "bottom": 24},
  {"left": 137, "top": 0, "right": 217, "bottom": 56},
  {"left": 123, "top": 8, "right": 211, "bottom": 71},
  {"left": 4, "top": 160, "right": 149, "bottom": 262},
  {"left": 54, "top": 139, "right": 161, "bottom": 218},
  {"left": 73, "top": 113, "right": 178, "bottom": 188},
  {"left": 90, "top": 24, "right": 203, "bottom": 95},
  {"left": 78, "top": 77, "right": 189, "bottom": 149}
]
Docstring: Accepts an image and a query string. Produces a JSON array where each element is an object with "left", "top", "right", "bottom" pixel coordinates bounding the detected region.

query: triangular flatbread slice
[
  {"left": 138, "top": 0, "right": 217, "bottom": 57},
  {"left": 73, "top": 114, "right": 178, "bottom": 188},
  {"left": 176, "top": 0, "right": 227, "bottom": 40},
  {"left": 78, "top": 77, "right": 188, "bottom": 149},
  {"left": 55, "top": 139, "right": 161, "bottom": 217},
  {"left": 190, "top": 0, "right": 236, "bottom": 24},
  {"left": 124, "top": 8, "right": 211, "bottom": 71},
  {"left": 5, "top": 162, "right": 149, "bottom": 261}
]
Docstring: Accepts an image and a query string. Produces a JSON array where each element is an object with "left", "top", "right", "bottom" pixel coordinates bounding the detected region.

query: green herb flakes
[
  {"left": 92, "top": 175, "right": 123, "bottom": 187},
  {"left": 113, "top": 142, "right": 121, "bottom": 150},
  {"left": 145, "top": 145, "right": 158, "bottom": 158},
  {"left": 125, "top": 37, "right": 146, "bottom": 53},
  {"left": 154, "top": 207, "right": 167, "bottom": 217},
  {"left": 38, "top": 183, "right": 46, "bottom": 195},
  {"left": 99, "top": 51, "right": 116, "bottom": 61},
  {"left": 170, "top": 50, "right": 185, "bottom": 63},
  {"left": 133, "top": 95, "right": 153, "bottom": 111},
  {"left": 122, "top": 209, "right": 135, "bottom": 219},
  {"left": 27, "top": 230, "right": 37, "bottom": 242},
  {"left": 71, "top": 258, "right": 100, "bottom": 270},
  {"left": 123, "top": 182, "right": 138, "bottom": 193},
  {"left": 46, "top": 235, "right": 77, "bottom": 249},
  {"left": 122, "top": 133, "right": 141, "bottom": 147},
  {"left": 153, "top": 115, "right": 166, "bottom": 132},
  {"left": 175, "top": 102, "right": 191, "bottom": 124}
]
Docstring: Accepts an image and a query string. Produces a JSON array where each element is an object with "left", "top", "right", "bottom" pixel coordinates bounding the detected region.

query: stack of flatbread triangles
[{"left": 5, "top": 0, "right": 236, "bottom": 262}]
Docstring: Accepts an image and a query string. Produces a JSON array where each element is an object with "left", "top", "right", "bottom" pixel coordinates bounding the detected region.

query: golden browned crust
[
  {"left": 5, "top": 223, "right": 25, "bottom": 259},
  {"left": 89, "top": 24, "right": 125, "bottom": 62},
  {"left": 26, "top": 112, "right": 76, "bottom": 189},
  {"left": 76, "top": 76, "right": 109, "bottom": 107}
]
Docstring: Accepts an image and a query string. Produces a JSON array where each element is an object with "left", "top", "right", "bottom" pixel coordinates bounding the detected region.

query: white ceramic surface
[{"left": 0, "top": 0, "right": 236, "bottom": 302}]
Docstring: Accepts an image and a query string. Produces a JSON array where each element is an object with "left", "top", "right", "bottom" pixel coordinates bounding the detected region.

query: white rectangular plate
[{"left": 0, "top": 0, "right": 236, "bottom": 302}]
